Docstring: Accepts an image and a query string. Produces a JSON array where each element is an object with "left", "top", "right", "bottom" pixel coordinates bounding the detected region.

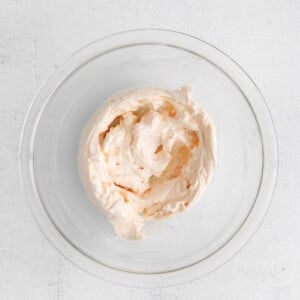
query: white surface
[{"left": 0, "top": 0, "right": 299, "bottom": 299}]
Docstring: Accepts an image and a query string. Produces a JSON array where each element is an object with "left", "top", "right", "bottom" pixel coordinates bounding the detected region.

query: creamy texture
[{"left": 79, "top": 87, "right": 216, "bottom": 239}]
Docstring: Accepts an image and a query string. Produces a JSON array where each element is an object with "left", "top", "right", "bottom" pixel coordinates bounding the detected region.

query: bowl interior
[{"left": 33, "top": 43, "right": 262, "bottom": 273}]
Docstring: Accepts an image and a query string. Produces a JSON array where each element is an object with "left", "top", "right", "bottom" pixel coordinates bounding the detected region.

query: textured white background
[{"left": 1, "top": 1, "right": 300, "bottom": 299}]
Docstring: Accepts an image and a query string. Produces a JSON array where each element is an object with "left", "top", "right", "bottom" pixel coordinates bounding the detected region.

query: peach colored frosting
[{"left": 78, "top": 87, "right": 216, "bottom": 239}]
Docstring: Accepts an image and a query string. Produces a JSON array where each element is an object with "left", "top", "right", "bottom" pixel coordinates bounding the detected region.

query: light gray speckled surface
[{"left": 1, "top": 1, "right": 300, "bottom": 299}]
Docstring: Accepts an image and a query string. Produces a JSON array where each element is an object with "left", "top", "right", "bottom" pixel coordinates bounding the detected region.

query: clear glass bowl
[{"left": 19, "top": 29, "right": 278, "bottom": 287}]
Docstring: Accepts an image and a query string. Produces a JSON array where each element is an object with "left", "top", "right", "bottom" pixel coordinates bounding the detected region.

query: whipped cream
[{"left": 78, "top": 87, "right": 216, "bottom": 239}]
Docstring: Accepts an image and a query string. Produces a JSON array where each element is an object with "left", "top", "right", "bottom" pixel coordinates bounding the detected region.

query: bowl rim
[{"left": 18, "top": 28, "right": 278, "bottom": 288}]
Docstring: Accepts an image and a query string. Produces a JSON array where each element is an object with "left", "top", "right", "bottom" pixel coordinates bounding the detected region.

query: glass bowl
[{"left": 19, "top": 29, "right": 278, "bottom": 287}]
